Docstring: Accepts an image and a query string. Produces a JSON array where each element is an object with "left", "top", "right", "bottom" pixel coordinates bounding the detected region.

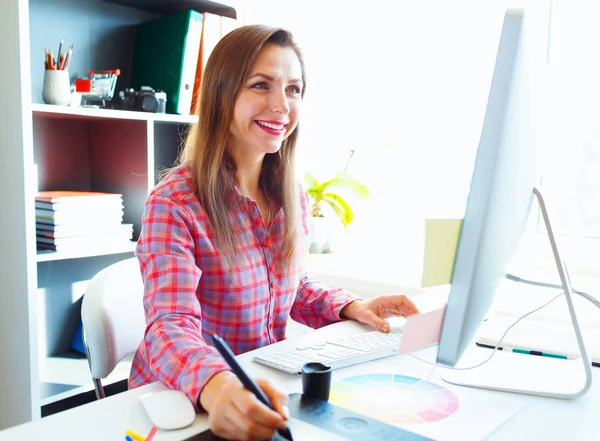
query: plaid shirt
[{"left": 129, "top": 164, "right": 359, "bottom": 407}]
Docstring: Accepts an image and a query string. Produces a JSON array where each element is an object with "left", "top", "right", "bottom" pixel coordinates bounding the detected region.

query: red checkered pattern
[{"left": 129, "top": 164, "right": 359, "bottom": 408}]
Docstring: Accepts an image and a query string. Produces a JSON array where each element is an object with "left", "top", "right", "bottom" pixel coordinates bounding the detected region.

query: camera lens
[{"left": 139, "top": 94, "right": 159, "bottom": 112}]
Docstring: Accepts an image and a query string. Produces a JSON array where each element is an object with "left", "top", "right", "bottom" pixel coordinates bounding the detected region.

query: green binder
[{"left": 132, "top": 10, "right": 203, "bottom": 115}]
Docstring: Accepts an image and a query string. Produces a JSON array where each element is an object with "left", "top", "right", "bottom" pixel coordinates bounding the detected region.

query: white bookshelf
[
  {"left": 36, "top": 242, "right": 137, "bottom": 263},
  {"left": 31, "top": 103, "right": 199, "bottom": 124},
  {"left": 1, "top": 0, "right": 238, "bottom": 426},
  {"left": 1, "top": 0, "right": 39, "bottom": 430},
  {"left": 29, "top": 100, "right": 187, "bottom": 409}
]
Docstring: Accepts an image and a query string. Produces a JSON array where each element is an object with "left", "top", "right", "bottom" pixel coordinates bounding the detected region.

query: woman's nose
[{"left": 270, "top": 89, "right": 290, "bottom": 114}]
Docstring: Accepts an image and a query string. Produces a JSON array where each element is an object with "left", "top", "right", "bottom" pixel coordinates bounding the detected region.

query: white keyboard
[{"left": 253, "top": 327, "right": 405, "bottom": 374}]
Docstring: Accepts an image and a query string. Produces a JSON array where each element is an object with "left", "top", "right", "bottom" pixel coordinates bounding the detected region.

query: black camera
[{"left": 116, "top": 86, "right": 166, "bottom": 113}]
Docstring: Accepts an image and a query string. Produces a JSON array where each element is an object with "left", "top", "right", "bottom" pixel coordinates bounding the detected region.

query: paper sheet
[
  {"left": 327, "top": 362, "right": 525, "bottom": 441},
  {"left": 398, "top": 307, "right": 446, "bottom": 354}
]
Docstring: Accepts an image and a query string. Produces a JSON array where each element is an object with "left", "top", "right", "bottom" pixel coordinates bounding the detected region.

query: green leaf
[
  {"left": 306, "top": 188, "right": 318, "bottom": 199},
  {"left": 335, "top": 174, "right": 369, "bottom": 198},
  {"left": 323, "top": 193, "right": 354, "bottom": 226},
  {"left": 323, "top": 198, "right": 348, "bottom": 227},
  {"left": 315, "top": 175, "right": 342, "bottom": 194},
  {"left": 316, "top": 173, "right": 369, "bottom": 198},
  {"left": 304, "top": 172, "right": 319, "bottom": 191}
]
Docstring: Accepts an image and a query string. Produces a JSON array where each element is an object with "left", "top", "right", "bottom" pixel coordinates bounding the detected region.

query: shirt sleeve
[
  {"left": 290, "top": 271, "right": 362, "bottom": 328},
  {"left": 135, "top": 192, "right": 229, "bottom": 410}
]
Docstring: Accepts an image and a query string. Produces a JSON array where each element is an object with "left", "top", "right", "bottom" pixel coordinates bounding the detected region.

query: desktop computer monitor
[
  {"left": 433, "top": 7, "right": 592, "bottom": 398},
  {"left": 436, "top": 7, "right": 544, "bottom": 368}
]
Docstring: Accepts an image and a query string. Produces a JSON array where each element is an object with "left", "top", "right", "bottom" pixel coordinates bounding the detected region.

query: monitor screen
[{"left": 436, "top": 7, "right": 548, "bottom": 367}]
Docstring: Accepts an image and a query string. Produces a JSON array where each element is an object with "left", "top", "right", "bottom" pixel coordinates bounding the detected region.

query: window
[
  {"left": 542, "top": 1, "right": 600, "bottom": 239},
  {"left": 242, "top": 1, "right": 600, "bottom": 279}
]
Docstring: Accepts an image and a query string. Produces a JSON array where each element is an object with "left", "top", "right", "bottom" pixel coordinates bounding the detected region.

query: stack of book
[{"left": 35, "top": 191, "right": 134, "bottom": 252}]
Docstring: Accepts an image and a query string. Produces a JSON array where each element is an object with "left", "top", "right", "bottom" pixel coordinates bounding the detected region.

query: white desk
[{"left": 0, "top": 319, "right": 598, "bottom": 441}]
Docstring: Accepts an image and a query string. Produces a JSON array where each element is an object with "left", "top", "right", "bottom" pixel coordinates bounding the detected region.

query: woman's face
[{"left": 229, "top": 44, "right": 303, "bottom": 159}]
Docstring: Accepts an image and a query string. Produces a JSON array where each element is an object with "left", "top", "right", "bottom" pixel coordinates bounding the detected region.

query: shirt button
[
  {"left": 270, "top": 281, "right": 275, "bottom": 289},
  {"left": 263, "top": 238, "right": 270, "bottom": 247},
  {"left": 269, "top": 323, "right": 274, "bottom": 329}
]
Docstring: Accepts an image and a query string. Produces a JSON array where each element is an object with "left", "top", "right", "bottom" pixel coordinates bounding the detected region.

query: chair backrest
[{"left": 81, "top": 257, "right": 145, "bottom": 382}]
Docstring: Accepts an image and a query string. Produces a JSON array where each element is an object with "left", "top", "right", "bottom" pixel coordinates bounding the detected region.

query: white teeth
[{"left": 257, "top": 121, "right": 284, "bottom": 130}]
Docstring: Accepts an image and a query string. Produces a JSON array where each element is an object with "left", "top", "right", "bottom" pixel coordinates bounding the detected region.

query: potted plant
[{"left": 304, "top": 151, "right": 369, "bottom": 253}]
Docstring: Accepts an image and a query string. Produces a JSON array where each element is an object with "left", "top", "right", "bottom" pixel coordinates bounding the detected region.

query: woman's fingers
[
  {"left": 363, "top": 309, "right": 390, "bottom": 331},
  {"left": 226, "top": 400, "right": 277, "bottom": 441},
  {"left": 206, "top": 374, "right": 288, "bottom": 441},
  {"left": 255, "top": 378, "right": 290, "bottom": 422},
  {"left": 210, "top": 392, "right": 279, "bottom": 441},
  {"left": 234, "top": 388, "right": 286, "bottom": 428},
  {"left": 400, "top": 295, "right": 420, "bottom": 315},
  {"left": 380, "top": 295, "right": 420, "bottom": 317}
]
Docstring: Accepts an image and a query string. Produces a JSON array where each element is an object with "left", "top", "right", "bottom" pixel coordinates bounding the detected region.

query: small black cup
[{"left": 301, "top": 362, "right": 332, "bottom": 401}]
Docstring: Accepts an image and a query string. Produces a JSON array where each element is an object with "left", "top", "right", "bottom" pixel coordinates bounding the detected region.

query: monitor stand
[{"left": 441, "top": 187, "right": 593, "bottom": 399}]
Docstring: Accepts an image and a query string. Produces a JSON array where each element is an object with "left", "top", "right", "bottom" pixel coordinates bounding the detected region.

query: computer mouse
[{"left": 139, "top": 389, "right": 196, "bottom": 430}]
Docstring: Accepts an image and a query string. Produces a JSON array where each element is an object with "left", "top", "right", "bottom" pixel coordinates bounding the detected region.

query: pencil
[
  {"left": 63, "top": 46, "right": 73, "bottom": 71},
  {"left": 125, "top": 430, "right": 146, "bottom": 441},
  {"left": 145, "top": 426, "right": 158, "bottom": 441},
  {"left": 63, "top": 48, "right": 72, "bottom": 71},
  {"left": 57, "top": 39, "right": 63, "bottom": 65}
]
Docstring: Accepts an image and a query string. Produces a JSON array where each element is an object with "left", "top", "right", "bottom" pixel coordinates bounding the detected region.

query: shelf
[
  {"left": 31, "top": 103, "right": 199, "bottom": 124},
  {"left": 100, "top": 0, "right": 237, "bottom": 19},
  {"left": 40, "top": 352, "right": 134, "bottom": 406},
  {"left": 36, "top": 242, "right": 137, "bottom": 263}
]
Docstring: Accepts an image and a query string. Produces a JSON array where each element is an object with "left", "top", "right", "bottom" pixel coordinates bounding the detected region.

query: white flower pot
[{"left": 308, "top": 216, "right": 343, "bottom": 254}]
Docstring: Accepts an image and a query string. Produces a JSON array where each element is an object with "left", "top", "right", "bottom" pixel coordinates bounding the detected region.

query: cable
[
  {"left": 410, "top": 273, "right": 600, "bottom": 370},
  {"left": 505, "top": 272, "right": 600, "bottom": 311},
  {"left": 410, "top": 291, "right": 565, "bottom": 369}
]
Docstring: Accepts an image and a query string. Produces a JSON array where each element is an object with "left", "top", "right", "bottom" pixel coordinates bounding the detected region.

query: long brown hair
[{"left": 178, "top": 25, "right": 307, "bottom": 268}]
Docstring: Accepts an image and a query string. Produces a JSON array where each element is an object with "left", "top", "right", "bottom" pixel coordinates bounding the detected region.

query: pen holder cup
[
  {"left": 43, "top": 70, "right": 71, "bottom": 106},
  {"left": 301, "top": 362, "right": 332, "bottom": 401}
]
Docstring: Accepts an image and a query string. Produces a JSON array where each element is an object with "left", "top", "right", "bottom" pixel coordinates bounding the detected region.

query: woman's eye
[
  {"left": 251, "top": 82, "right": 268, "bottom": 90},
  {"left": 287, "top": 85, "right": 301, "bottom": 94}
]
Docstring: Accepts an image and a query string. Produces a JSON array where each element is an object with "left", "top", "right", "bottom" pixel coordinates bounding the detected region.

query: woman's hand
[
  {"left": 340, "top": 295, "right": 420, "bottom": 332},
  {"left": 199, "top": 371, "right": 289, "bottom": 441}
]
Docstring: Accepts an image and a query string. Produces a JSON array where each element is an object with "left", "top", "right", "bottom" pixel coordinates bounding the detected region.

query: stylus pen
[
  {"left": 212, "top": 334, "right": 294, "bottom": 441},
  {"left": 477, "top": 343, "right": 572, "bottom": 360}
]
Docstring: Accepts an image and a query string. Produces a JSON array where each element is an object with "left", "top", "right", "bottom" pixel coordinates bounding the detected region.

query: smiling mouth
[{"left": 255, "top": 120, "right": 287, "bottom": 135}]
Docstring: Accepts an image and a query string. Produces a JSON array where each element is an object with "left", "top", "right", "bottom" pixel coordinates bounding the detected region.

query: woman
[{"left": 130, "top": 24, "right": 419, "bottom": 440}]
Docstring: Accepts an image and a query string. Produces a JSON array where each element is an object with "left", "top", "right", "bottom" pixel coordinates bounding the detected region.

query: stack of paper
[{"left": 35, "top": 191, "right": 133, "bottom": 252}]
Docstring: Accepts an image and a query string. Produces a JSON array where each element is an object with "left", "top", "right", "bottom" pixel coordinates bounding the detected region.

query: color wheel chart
[{"left": 329, "top": 373, "right": 459, "bottom": 424}]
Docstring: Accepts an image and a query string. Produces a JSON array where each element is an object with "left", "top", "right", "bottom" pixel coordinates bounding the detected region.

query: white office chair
[{"left": 81, "top": 257, "right": 146, "bottom": 399}]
